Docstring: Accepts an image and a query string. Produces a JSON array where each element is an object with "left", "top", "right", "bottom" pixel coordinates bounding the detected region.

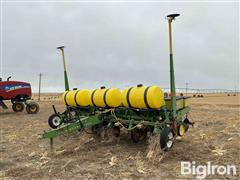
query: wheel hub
[
  {"left": 179, "top": 125, "right": 185, "bottom": 136},
  {"left": 166, "top": 132, "right": 173, "bottom": 148},
  {"left": 30, "top": 106, "right": 36, "bottom": 111},
  {"left": 16, "top": 105, "right": 22, "bottom": 110},
  {"left": 52, "top": 117, "right": 61, "bottom": 126}
]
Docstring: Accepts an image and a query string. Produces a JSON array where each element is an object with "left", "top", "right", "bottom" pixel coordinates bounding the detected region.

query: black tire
[
  {"left": 26, "top": 102, "right": 39, "bottom": 114},
  {"left": 48, "top": 114, "right": 62, "bottom": 129},
  {"left": 160, "top": 127, "right": 174, "bottom": 151},
  {"left": 131, "top": 129, "right": 147, "bottom": 143},
  {"left": 12, "top": 102, "right": 24, "bottom": 112}
]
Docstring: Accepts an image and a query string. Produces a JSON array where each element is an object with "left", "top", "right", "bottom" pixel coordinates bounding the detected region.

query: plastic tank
[
  {"left": 91, "top": 86, "right": 122, "bottom": 108},
  {"left": 62, "top": 89, "right": 91, "bottom": 107},
  {"left": 122, "top": 84, "right": 165, "bottom": 109}
]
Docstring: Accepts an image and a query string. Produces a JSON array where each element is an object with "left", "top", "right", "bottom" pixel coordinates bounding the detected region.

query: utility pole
[
  {"left": 38, "top": 73, "right": 42, "bottom": 101},
  {"left": 185, "top": 82, "right": 189, "bottom": 96}
]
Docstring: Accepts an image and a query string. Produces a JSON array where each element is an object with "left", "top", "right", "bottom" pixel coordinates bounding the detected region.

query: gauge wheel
[
  {"left": 12, "top": 102, "right": 24, "bottom": 112},
  {"left": 131, "top": 129, "right": 147, "bottom": 143},
  {"left": 48, "top": 114, "right": 62, "bottom": 129},
  {"left": 26, "top": 102, "right": 39, "bottom": 114},
  {"left": 160, "top": 127, "right": 174, "bottom": 151}
]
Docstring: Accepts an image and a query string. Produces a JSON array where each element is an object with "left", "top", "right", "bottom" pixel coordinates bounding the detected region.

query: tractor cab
[{"left": 0, "top": 76, "right": 39, "bottom": 114}]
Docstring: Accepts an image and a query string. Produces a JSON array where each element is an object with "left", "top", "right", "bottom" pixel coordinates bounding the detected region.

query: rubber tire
[
  {"left": 160, "top": 127, "right": 174, "bottom": 151},
  {"left": 12, "top": 102, "right": 24, "bottom": 112},
  {"left": 26, "top": 102, "right": 39, "bottom": 114},
  {"left": 48, "top": 114, "right": 62, "bottom": 129},
  {"left": 131, "top": 129, "right": 147, "bottom": 143}
]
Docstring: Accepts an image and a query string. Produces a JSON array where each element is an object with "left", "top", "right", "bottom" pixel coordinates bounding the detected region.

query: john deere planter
[{"left": 40, "top": 14, "right": 194, "bottom": 152}]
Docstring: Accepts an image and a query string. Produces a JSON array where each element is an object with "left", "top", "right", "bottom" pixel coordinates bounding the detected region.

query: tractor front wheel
[
  {"left": 12, "top": 102, "right": 24, "bottom": 112},
  {"left": 160, "top": 127, "right": 174, "bottom": 151},
  {"left": 26, "top": 102, "right": 39, "bottom": 114}
]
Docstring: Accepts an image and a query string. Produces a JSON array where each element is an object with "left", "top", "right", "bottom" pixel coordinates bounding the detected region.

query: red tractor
[{"left": 0, "top": 76, "right": 39, "bottom": 114}]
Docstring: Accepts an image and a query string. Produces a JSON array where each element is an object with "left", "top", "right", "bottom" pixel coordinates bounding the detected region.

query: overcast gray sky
[{"left": 0, "top": 1, "right": 239, "bottom": 92}]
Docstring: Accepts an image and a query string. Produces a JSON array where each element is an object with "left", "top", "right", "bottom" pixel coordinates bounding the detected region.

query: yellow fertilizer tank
[
  {"left": 91, "top": 86, "right": 122, "bottom": 108},
  {"left": 122, "top": 84, "right": 165, "bottom": 109},
  {"left": 62, "top": 89, "right": 91, "bottom": 107}
]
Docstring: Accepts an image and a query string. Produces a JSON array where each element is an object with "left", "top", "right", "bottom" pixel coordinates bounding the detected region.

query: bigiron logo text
[{"left": 181, "top": 161, "right": 237, "bottom": 179}]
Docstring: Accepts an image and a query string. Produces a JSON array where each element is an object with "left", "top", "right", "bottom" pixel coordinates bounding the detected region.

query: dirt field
[{"left": 1, "top": 93, "right": 239, "bottom": 179}]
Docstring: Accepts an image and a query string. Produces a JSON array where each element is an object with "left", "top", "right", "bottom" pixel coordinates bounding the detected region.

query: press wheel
[
  {"left": 131, "top": 129, "right": 147, "bottom": 143},
  {"left": 112, "top": 126, "right": 120, "bottom": 137}
]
